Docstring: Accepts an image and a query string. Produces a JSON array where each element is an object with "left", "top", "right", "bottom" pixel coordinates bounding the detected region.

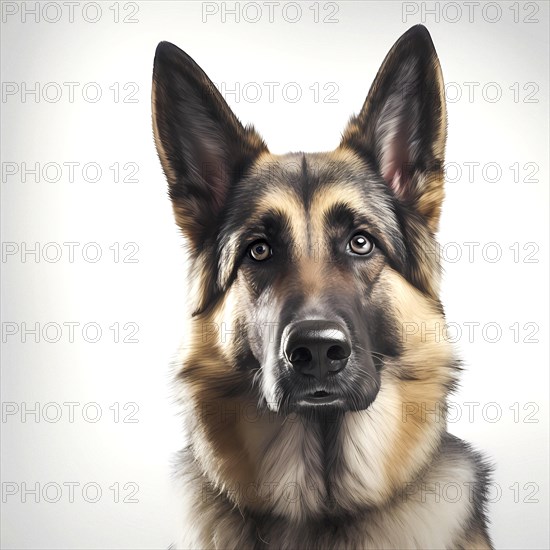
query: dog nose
[{"left": 283, "top": 320, "right": 351, "bottom": 381}]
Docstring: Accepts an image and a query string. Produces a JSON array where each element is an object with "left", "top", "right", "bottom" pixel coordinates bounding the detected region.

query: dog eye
[
  {"left": 349, "top": 233, "right": 374, "bottom": 255},
  {"left": 249, "top": 241, "right": 272, "bottom": 261}
]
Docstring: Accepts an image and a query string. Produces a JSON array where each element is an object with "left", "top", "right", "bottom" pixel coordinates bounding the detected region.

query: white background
[{"left": 1, "top": 1, "right": 548, "bottom": 548}]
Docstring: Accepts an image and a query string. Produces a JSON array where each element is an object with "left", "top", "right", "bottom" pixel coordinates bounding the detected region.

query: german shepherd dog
[{"left": 152, "top": 25, "right": 493, "bottom": 550}]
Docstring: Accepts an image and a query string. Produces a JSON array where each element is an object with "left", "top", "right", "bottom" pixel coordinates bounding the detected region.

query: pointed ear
[
  {"left": 340, "top": 25, "right": 447, "bottom": 232},
  {"left": 152, "top": 42, "right": 268, "bottom": 246}
]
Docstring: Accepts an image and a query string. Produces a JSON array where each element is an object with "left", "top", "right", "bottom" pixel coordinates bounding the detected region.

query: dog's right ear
[{"left": 152, "top": 42, "right": 268, "bottom": 247}]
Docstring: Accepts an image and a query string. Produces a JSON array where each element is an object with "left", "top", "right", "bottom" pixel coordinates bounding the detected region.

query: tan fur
[{"left": 382, "top": 267, "right": 455, "bottom": 486}]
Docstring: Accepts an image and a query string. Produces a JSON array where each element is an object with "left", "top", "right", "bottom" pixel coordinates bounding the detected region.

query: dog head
[{"left": 152, "top": 25, "right": 454, "bottom": 421}]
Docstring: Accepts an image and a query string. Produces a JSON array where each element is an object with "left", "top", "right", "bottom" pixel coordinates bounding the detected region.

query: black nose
[{"left": 283, "top": 320, "right": 351, "bottom": 381}]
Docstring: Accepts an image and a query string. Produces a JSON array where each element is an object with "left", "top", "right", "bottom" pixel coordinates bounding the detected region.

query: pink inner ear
[
  {"left": 379, "top": 120, "right": 410, "bottom": 201},
  {"left": 386, "top": 166, "right": 403, "bottom": 197}
]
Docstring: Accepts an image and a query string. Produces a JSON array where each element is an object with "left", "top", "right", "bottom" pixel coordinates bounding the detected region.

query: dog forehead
[{"left": 234, "top": 149, "right": 381, "bottom": 219}]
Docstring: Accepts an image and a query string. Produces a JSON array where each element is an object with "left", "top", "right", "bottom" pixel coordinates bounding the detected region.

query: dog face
[
  {"left": 152, "top": 26, "right": 455, "bottom": 425},
  {"left": 213, "top": 149, "right": 406, "bottom": 418}
]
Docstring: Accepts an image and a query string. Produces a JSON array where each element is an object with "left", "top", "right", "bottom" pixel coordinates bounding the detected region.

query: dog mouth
[{"left": 296, "top": 389, "right": 344, "bottom": 407}]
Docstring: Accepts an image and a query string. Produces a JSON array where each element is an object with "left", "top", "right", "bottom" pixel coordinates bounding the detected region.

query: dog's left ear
[{"left": 340, "top": 25, "right": 447, "bottom": 232}]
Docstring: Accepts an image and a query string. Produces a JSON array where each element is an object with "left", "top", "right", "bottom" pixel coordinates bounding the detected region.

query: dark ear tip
[
  {"left": 155, "top": 40, "right": 180, "bottom": 59},
  {"left": 406, "top": 24, "right": 431, "bottom": 36},
  {"left": 154, "top": 41, "right": 197, "bottom": 73},
  {"left": 399, "top": 24, "right": 436, "bottom": 52}
]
